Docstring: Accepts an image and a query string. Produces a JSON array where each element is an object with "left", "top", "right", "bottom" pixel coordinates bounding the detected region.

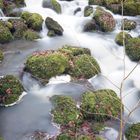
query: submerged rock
[
  {"left": 125, "top": 38, "right": 140, "bottom": 61},
  {"left": 74, "top": 7, "right": 81, "bottom": 15},
  {"left": 21, "top": 11, "right": 43, "bottom": 31},
  {"left": 125, "top": 123, "right": 140, "bottom": 140},
  {"left": 81, "top": 89, "right": 121, "bottom": 121},
  {"left": 121, "top": 18, "right": 137, "bottom": 30},
  {"left": 51, "top": 95, "right": 81, "bottom": 125},
  {"left": 93, "top": 8, "right": 116, "bottom": 32},
  {"left": 0, "top": 50, "right": 4, "bottom": 62},
  {"left": 115, "top": 31, "right": 132, "bottom": 46},
  {"left": 42, "top": 0, "right": 61, "bottom": 14},
  {"left": 84, "top": 6, "right": 93, "bottom": 17},
  {"left": 45, "top": 17, "right": 64, "bottom": 36},
  {"left": 0, "top": 75, "right": 24, "bottom": 106}
]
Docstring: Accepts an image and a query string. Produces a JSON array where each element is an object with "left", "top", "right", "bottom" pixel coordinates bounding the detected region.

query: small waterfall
[{"left": 0, "top": 9, "right": 5, "bottom": 17}]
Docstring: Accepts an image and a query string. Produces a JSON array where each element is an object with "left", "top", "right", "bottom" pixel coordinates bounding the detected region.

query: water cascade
[{"left": 0, "top": 0, "right": 140, "bottom": 139}]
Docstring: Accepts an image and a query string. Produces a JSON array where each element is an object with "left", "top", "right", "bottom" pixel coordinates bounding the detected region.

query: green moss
[
  {"left": 0, "top": 0, "right": 3, "bottom": 9},
  {"left": 0, "top": 137, "right": 4, "bottom": 140},
  {"left": 8, "top": 19, "right": 28, "bottom": 39},
  {"left": 125, "top": 123, "right": 140, "bottom": 140},
  {"left": 92, "top": 122, "right": 105, "bottom": 134},
  {"left": 122, "top": 19, "right": 137, "bottom": 30},
  {"left": 51, "top": 95, "right": 81, "bottom": 125},
  {"left": 51, "top": 0, "right": 61, "bottom": 13},
  {"left": 26, "top": 52, "right": 69, "bottom": 80},
  {"left": 23, "top": 29, "right": 40, "bottom": 41},
  {"left": 56, "top": 133, "right": 72, "bottom": 140},
  {"left": 0, "top": 50, "right": 4, "bottom": 62},
  {"left": 95, "top": 136, "right": 105, "bottom": 140},
  {"left": 70, "top": 54, "right": 100, "bottom": 79},
  {"left": 0, "top": 75, "right": 24, "bottom": 105},
  {"left": 21, "top": 12, "right": 43, "bottom": 31},
  {"left": 77, "top": 135, "right": 91, "bottom": 140},
  {"left": 81, "top": 89, "right": 121, "bottom": 121},
  {"left": 115, "top": 32, "right": 132, "bottom": 46},
  {"left": 0, "top": 24, "right": 13, "bottom": 44},
  {"left": 125, "top": 38, "right": 140, "bottom": 61},
  {"left": 58, "top": 45, "right": 91, "bottom": 60},
  {"left": 94, "top": 8, "right": 115, "bottom": 32},
  {"left": 84, "top": 6, "right": 93, "bottom": 17}
]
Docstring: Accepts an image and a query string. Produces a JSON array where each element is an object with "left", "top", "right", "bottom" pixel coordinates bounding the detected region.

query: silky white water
[
  {"left": 23, "top": 0, "right": 140, "bottom": 122},
  {"left": 0, "top": 0, "right": 140, "bottom": 139}
]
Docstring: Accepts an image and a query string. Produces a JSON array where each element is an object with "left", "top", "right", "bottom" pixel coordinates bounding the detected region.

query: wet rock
[
  {"left": 84, "top": 6, "right": 93, "bottom": 17},
  {"left": 125, "top": 123, "right": 140, "bottom": 140},
  {"left": 45, "top": 17, "right": 64, "bottom": 36},
  {"left": 83, "top": 19, "right": 98, "bottom": 32},
  {"left": 115, "top": 31, "right": 132, "bottom": 46},
  {"left": 93, "top": 7, "right": 116, "bottom": 32},
  {"left": 42, "top": 0, "right": 61, "bottom": 14},
  {"left": 125, "top": 37, "right": 140, "bottom": 61},
  {"left": 74, "top": 7, "right": 81, "bottom": 15},
  {"left": 0, "top": 75, "right": 24, "bottom": 106},
  {"left": 81, "top": 89, "right": 121, "bottom": 121},
  {"left": 21, "top": 11, "right": 43, "bottom": 31},
  {"left": 121, "top": 18, "right": 137, "bottom": 30}
]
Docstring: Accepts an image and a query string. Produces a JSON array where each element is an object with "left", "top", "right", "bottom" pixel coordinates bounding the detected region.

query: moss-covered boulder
[
  {"left": 58, "top": 45, "right": 91, "bottom": 59},
  {"left": 0, "top": 24, "right": 13, "bottom": 44},
  {"left": 25, "top": 51, "right": 69, "bottom": 80},
  {"left": 42, "top": 0, "right": 61, "bottom": 13},
  {"left": 125, "top": 38, "right": 140, "bottom": 61},
  {"left": 122, "top": 19, "right": 137, "bottom": 30},
  {"left": 21, "top": 12, "right": 43, "bottom": 31},
  {"left": 45, "top": 17, "right": 64, "bottom": 36},
  {"left": 125, "top": 123, "right": 140, "bottom": 140},
  {"left": 0, "top": 75, "right": 24, "bottom": 106},
  {"left": 93, "top": 8, "right": 115, "bottom": 32},
  {"left": 81, "top": 89, "right": 121, "bottom": 121},
  {"left": 84, "top": 6, "right": 93, "bottom": 17},
  {"left": 70, "top": 54, "right": 101, "bottom": 79},
  {"left": 115, "top": 31, "right": 132, "bottom": 46},
  {"left": 51, "top": 95, "right": 81, "bottom": 125},
  {"left": 8, "top": 19, "right": 28, "bottom": 39},
  {"left": 23, "top": 29, "right": 40, "bottom": 41},
  {"left": 83, "top": 19, "right": 98, "bottom": 32},
  {"left": 0, "top": 50, "right": 4, "bottom": 62}
]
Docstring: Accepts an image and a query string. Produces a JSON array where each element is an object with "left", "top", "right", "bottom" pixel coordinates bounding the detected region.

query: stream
[{"left": 0, "top": 0, "right": 140, "bottom": 140}]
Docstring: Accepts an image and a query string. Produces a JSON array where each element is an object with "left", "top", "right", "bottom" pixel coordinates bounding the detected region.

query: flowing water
[{"left": 0, "top": 0, "right": 140, "bottom": 139}]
